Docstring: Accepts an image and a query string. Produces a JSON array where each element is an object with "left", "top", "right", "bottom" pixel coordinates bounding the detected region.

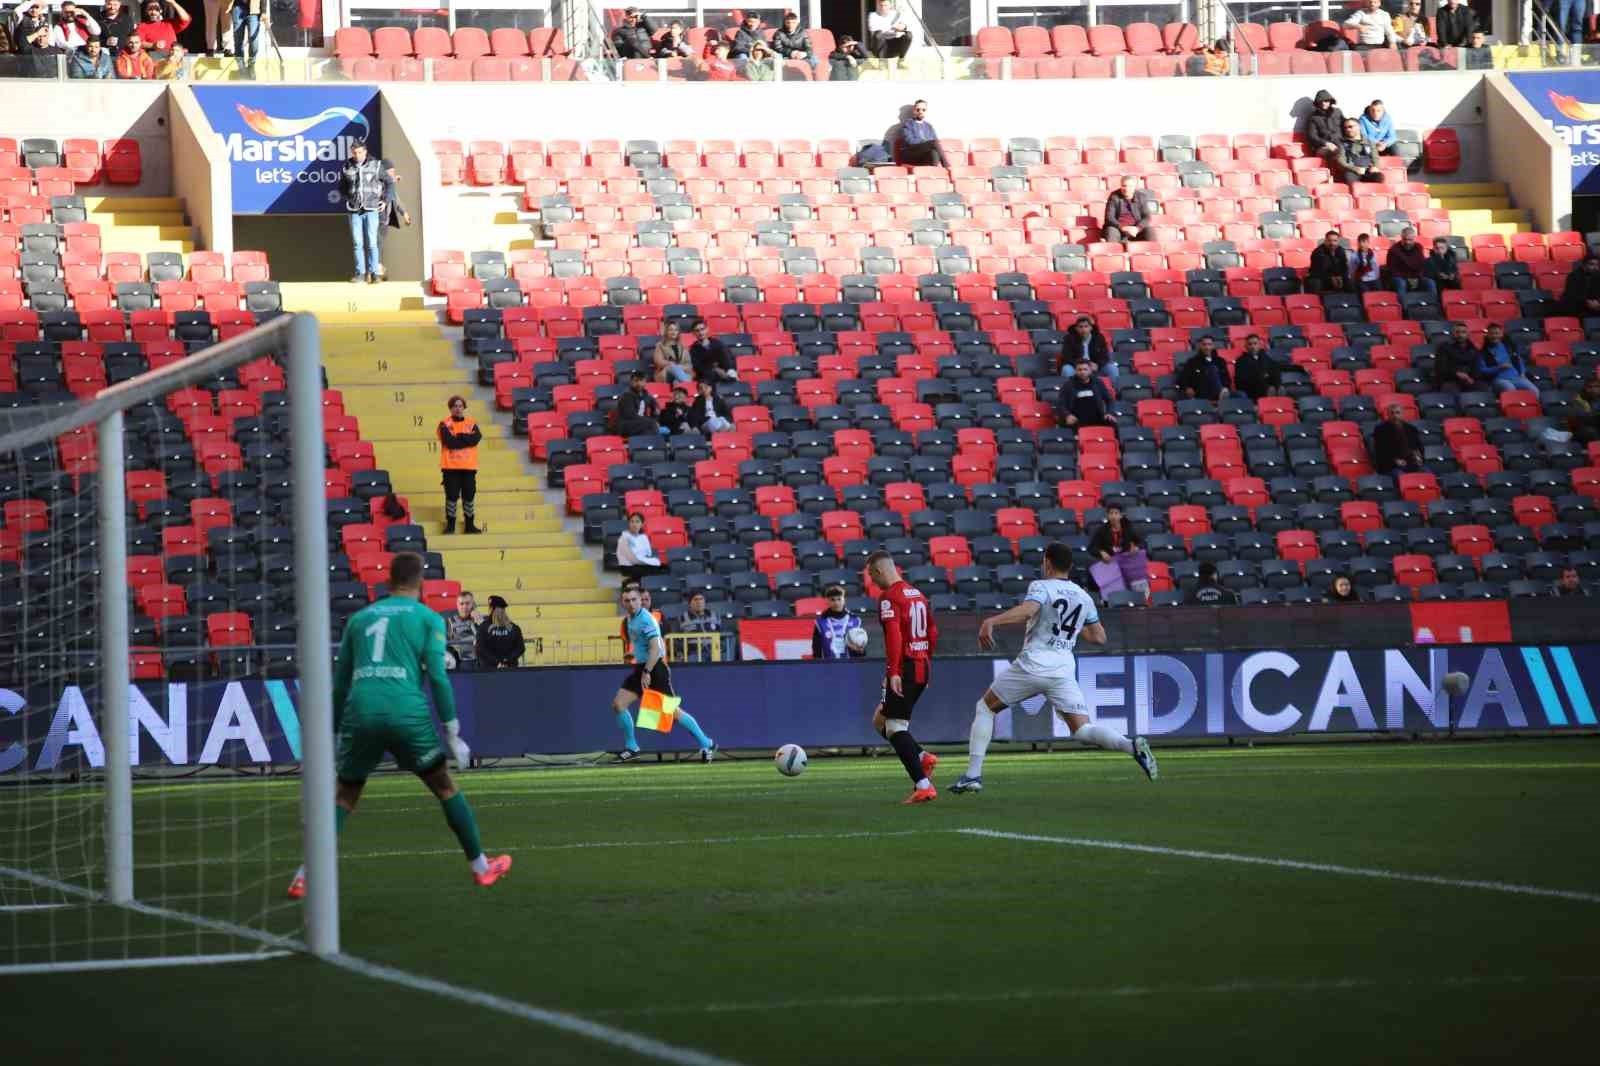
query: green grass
[{"left": 6, "top": 738, "right": 1599, "bottom": 1065}]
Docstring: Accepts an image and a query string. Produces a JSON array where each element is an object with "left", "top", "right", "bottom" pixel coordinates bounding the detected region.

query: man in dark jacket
[
  {"left": 1306, "top": 230, "right": 1350, "bottom": 294},
  {"left": 609, "top": 7, "right": 655, "bottom": 57},
  {"left": 1231, "top": 335, "right": 1281, "bottom": 400},
  {"left": 1386, "top": 227, "right": 1434, "bottom": 294},
  {"left": 1185, "top": 561, "right": 1240, "bottom": 606},
  {"left": 1424, "top": 237, "right": 1460, "bottom": 290},
  {"left": 1561, "top": 254, "right": 1600, "bottom": 317},
  {"left": 615, "top": 372, "right": 660, "bottom": 437},
  {"left": 340, "top": 141, "right": 388, "bottom": 284},
  {"left": 1057, "top": 316, "right": 1112, "bottom": 376},
  {"left": 1337, "top": 118, "right": 1381, "bottom": 185},
  {"left": 658, "top": 385, "right": 693, "bottom": 436},
  {"left": 771, "top": 10, "right": 816, "bottom": 67},
  {"left": 690, "top": 379, "right": 735, "bottom": 433},
  {"left": 1435, "top": 0, "right": 1478, "bottom": 45},
  {"left": 1431, "top": 321, "right": 1479, "bottom": 392},
  {"left": 1178, "top": 337, "right": 1231, "bottom": 402},
  {"left": 97, "top": 0, "right": 137, "bottom": 50},
  {"left": 689, "top": 319, "right": 737, "bottom": 383},
  {"left": 475, "top": 596, "right": 526, "bottom": 669},
  {"left": 1102, "top": 176, "right": 1154, "bottom": 243},
  {"left": 1057, "top": 359, "right": 1114, "bottom": 428},
  {"left": 729, "top": 12, "right": 764, "bottom": 57},
  {"left": 1373, "top": 403, "right": 1424, "bottom": 475},
  {"left": 811, "top": 585, "right": 865, "bottom": 660},
  {"left": 1305, "top": 89, "right": 1346, "bottom": 160}
]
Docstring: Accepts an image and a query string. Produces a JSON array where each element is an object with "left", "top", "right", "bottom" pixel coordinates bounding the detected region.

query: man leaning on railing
[{"left": 671, "top": 592, "right": 726, "bottom": 664}]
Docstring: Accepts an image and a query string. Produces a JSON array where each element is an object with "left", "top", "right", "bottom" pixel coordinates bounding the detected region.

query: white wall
[
  {"left": 168, "top": 86, "right": 232, "bottom": 256},
  {"left": 383, "top": 73, "right": 1490, "bottom": 182},
  {"left": 0, "top": 81, "right": 171, "bottom": 196},
  {"left": 1484, "top": 73, "right": 1569, "bottom": 233}
]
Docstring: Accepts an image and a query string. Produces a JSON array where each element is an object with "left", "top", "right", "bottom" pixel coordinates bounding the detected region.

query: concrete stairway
[
  {"left": 84, "top": 195, "right": 195, "bottom": 256},
  {"left": 1428, "top": 181, "right": 1532, "bottom": 241},
  {"left": 281, "top": 283, "right": 622, "bottom": 665}
]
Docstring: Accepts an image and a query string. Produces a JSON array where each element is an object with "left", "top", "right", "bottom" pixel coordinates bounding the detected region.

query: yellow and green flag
[{"left": 636, "top": 689, "right": 680, "bottom": 733}]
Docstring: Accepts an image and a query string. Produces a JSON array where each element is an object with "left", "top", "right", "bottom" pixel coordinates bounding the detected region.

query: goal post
[{"left": 0, "top": 310, "right": 338, "bottom": 969}]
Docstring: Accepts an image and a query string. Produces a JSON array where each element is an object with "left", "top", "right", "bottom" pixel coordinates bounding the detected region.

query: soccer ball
[
  {"left": 774, "top": 743, "right": 808, "bottom": 777},
  {"left": 845, "top": 627, "right": 869, "bottom": 653},
  {"left": 1442, "top": 671, "right": 1470, "bottom": 697}
]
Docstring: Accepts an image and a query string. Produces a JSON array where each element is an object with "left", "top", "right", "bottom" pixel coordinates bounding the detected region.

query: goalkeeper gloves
[{"left": 444, "top": 719, "right": 472, "bottom": 769}]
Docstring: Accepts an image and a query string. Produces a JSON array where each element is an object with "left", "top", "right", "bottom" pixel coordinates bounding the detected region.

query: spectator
[
  {"left": 136, "top": 0, "right": 187, "bottom": 54},
  {"left": 1359, "top": 99, "right": 1397, "bottom": 154},
  {"left": 1337, "top": 118, "right": 1382, "bottom": 187},
  {"left": 689, "top": 319, "right": 737, "bottom": 383},
  {"left": 113, "top": 29, "right": 156, "bottom": 76},
  {"left": 771, "top": 10, "right": 816, "bottom": 69},
  {"left": 613, "top": 371, "right": 659, "bottom": 438},
  {"left": 1306, "top": 230, "right": 1351, "bottom": 294},
  {"left": 1462, "top": 30, "right": 1492, "bottom": 69},
  {"left": 1185, "top": 561, "right": 1240, "bottom": 606},
  {"left": 652, "top": 321, "right": 692, "bottom": 384},
  {"left": 96, "top": 0, "right": 134, "bottom": 50},
  {"left": 48, "top": 2, "right": 100, "bottom": 49},
  {"left": 1553, "top": 0, "right": 1584, "bottom": 51},
  {"left": 812, "top": 585, "right": 865, "bottom": 660},
  {"left": 1431, "top": 321, "right": 1479, "bottom": 392},
  {"left": 13, "top": 2, "right": 57, "bottom": 56},
  {"left": 1102, "top": 175, "right": 1154, "bottom": 244},
  {"left": 378, "top": 158, "right": 411, "bottom": 242},
  {"left": 475, "top": 596, "right": 526, "bottom": 670},
  {"left": 658, "top": 385, "right": 692, "bottom": 436},
  {"left": 1305, "top": 89, "right": 1346, "bottom": 160},
  {"left": 1373, "top": 402, "right": 1425, "bottom": 475},
  {"left": 1178, "top": 336, "right": 1231, "bottom": 402},
  {"left": 828, "top": 33, "right": 866, "bottom": 80},
  {"left": 744, "top": 40, "right": 775, "bottom": 79},
  {"left": 1185, "top": 37, "right": 1230, "bottom": 76},
  {"left": 896, "top": 99, "right": 949, "bottom": 168},
  {"left": 616, "top": 511, "right": 666, "bottom": 582},
  {"left": 1424, "top": 237, "right": 1460, "bottom": 291},
  {"left": 1554, "top": 566, "right": 1586, "bottom": 597},
  {"left": 610, "top": 6, "right": 655, "bottom": 58},
  {"left": 230, "top": 0, "right": 263, "bottom": 70},
  {"left": 704, "top": 40, "right": 738, "bottom": 81},
  {"left": 1561, "top": 254, "right": 1600, "bottom": 317},
  {"left": 437, "top": 394, "right": 481, "bottom": 535},
  {"left": 689, "top": 379, "right": 735, "bottom": 434},
  {"left": 1057, "top": 315, "right": 1113, "bottom": 378},
  {"left": 1570, "top": 376, "right": 1600, "bottom": 444},
  {"left": 1089, "top": 505, "right": 1147, "bottom": 601},
  {"left": 673, "top": 592, "right": 724, "bottom": 663},
  {"left": 1057, "top": 358, "right": 1114, "bottom": 429},
  {"left": 68, "top": 33, "right": 112, "bottom": 74},
  {"left": 1434, "top": 0, "right": 1478, "bottom": 47},
  {"left": 1325, "top": 573, "right": 1362, "bottom": 603},
  {"left": 1350, "top": 233, "right": 1382, "bottom": 292},
  {"left": 340, "top": 140, "right": 386, "bottom": 284},
  {"left": 1231, "top": 334, "right": 1281, "bottom": 400},
  {"left": 1344, "top": 0, "right": 1397, "bottom": 48},
  {"left": 652, "top": 20, "right": 691, "bottom": 58},
  {"left": 1392, "top": 0, "right": 1427, "bottom": 47},
  {"left": 1475, "top": 322, "right": 1537, "bottom": 393},
  {"left": 1387, "top": 227, "right": 1435, "bottom": 295},
  {"left": 728, "top": 11, "right": 763, "bottom": 58},
  {"left": 199, "top": 0, "right": 225, "bottom": 54},
  {"left": 867, "top": 0, "right": 911, "bottom": 61},
  {"left": 444, "top": 591, "right": 481, "bottom": 671}
]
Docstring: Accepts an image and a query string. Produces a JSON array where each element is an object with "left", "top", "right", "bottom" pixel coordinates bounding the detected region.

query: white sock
[
  {"left": 967, "top": 702, "right": 996, "bottom": 778},
  {"left": 292, "top": 863, "right": 305, "bottom": 882},
  {"left": 469, "top": 853, "right": 490, "bottom": 876},
  {"left": 915, "top": 777, "right": 931, "bottom": 790},
  {"left": 1074, "top": 723, "right": 1135, "bottom": 755}
]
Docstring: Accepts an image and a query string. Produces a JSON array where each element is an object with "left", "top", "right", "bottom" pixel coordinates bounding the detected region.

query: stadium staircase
[
  {"left": 84, "top": 195, "right": 195, "bottom": 257},
  {"left": 1428, "top": 182, "right": 1530, "bottom": 242},
  {"left": 281, "top": 282, "right": 622, "bottom": 664}
]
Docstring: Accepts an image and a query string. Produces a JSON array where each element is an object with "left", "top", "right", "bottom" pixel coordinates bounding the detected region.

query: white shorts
[{"left": 989, "top": 663, "right": 1086, "bottom": 718}]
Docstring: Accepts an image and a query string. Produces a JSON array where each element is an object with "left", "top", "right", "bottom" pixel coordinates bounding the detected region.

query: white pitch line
[
  {"left": 0, "top": 951, "right": 291, "bottom": 976},
  {"left": 0, "top": 903, "right": 76, "bottom": 913},
  {"left": 959, "top": 829, "right": 1600, "bottom": 904},
  {"left": 598, "top": 973, "right": 1600, "bottom": 1017},
  {"left": 342, "top": 829, "right": 934, "bottom": 861}
]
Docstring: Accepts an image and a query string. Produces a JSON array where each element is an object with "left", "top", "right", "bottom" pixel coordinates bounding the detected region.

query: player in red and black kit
[{"left": 865, "top": 550, "right": 941, "bottom": 804}]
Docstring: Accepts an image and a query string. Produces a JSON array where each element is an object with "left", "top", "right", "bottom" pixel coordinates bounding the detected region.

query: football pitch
[{"left": 7, "top": 738, "right": 1598, "bottom": 1065}]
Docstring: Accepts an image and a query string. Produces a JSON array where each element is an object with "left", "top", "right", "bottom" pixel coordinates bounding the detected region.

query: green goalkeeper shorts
[{"left": 336, "top": 711, "right": 446, "bottom": 784}]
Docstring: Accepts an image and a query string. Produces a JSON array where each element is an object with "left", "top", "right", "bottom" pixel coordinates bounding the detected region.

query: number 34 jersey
[{"left": 1015, "top": 579, "right": 1099, "bottom": 678}]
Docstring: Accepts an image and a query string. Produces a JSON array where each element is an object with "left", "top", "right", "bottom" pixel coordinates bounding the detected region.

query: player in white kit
[{"left": 950, "top": 542, "right": 1158, "bottom": 793}]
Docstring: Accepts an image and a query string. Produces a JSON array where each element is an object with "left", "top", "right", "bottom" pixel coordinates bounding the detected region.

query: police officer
[{"left": 438, "top": 395, "right": 481, "bottom": 534}]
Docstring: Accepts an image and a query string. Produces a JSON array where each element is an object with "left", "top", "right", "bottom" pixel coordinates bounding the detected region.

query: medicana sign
[
  {"left": 0, "top": 644, "right": 1593, "bottom": 773},
  {"left": 192, "top": 85, "right": 382, "bottom": 214}
]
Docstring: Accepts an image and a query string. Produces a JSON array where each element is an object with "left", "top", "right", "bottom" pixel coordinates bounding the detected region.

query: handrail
[
  {"left": 887, "top": 0, "right": 945, "bottom": 65},
  {"left": 1524, "top": 0, "right": 1571, "bottom": 49},
  {"left": 1213, "top": 3, "right": 1254, "bottom": 77}
]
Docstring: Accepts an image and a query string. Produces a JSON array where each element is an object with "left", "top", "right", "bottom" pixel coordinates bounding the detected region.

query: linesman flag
[{"left": 636, "top": 689, "right": 680, "bottom": 732}]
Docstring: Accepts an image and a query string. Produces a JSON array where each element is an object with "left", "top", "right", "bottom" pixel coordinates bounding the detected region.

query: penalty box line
[{"left": 958, "top": 829, "right": 1600, "bottom": 905}]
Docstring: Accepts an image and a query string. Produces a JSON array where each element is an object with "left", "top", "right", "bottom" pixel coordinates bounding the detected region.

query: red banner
[
  {"left": 1410, "top": 601, "right": 1511, "bottom": 645},
  {"left": 738, "top": 618, "right": 815, "bottom": 661}
]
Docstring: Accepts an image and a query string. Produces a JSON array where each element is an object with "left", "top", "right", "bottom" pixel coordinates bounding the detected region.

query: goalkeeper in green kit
[{"left": 288, "top": 553, "right": 510, "bottom": 898}]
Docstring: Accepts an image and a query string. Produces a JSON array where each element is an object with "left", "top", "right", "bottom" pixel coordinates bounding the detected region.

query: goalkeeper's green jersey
[{"left": 332, "top": 595, "right": 457, "bottom": 728}]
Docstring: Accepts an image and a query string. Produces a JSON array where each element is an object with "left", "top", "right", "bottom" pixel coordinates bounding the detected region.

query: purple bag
[
  {"left": 1089, "top": 559, "right": 1126, "bottom": 596},
  {"left": 1116, "top": 549, "right": 1150, "bottom": 586}
]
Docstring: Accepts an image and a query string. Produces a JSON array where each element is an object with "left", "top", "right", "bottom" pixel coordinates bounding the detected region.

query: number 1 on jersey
[{"left": 365, "top": 616, "right": 390, "bottom": 663}]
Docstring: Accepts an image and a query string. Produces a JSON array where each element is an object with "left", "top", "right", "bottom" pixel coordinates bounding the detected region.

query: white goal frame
[{"left": 0, "top": 311, "right": 340, "bottom": 962}]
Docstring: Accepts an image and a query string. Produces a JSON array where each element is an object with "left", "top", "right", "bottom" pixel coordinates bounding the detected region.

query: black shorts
[
  {"left": 880, "top": 661, "right": 929, "bottom": 720},
  {"left": 621, "top": 661, "right": 673, "bottom": 697}
]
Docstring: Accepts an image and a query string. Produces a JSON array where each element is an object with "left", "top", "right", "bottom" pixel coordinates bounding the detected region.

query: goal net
[{"left": 0, "top": 313, "right": 340, "bottom": 973}]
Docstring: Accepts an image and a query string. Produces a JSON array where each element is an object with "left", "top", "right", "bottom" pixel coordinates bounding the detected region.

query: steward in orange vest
[{"left": 439, "top": 395, "right": 482, "bottom": 534}]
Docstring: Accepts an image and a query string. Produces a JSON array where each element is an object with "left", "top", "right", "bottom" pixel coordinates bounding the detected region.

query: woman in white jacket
[{"left": 617, "top": 512, "right": 666, "bottom": 582}]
